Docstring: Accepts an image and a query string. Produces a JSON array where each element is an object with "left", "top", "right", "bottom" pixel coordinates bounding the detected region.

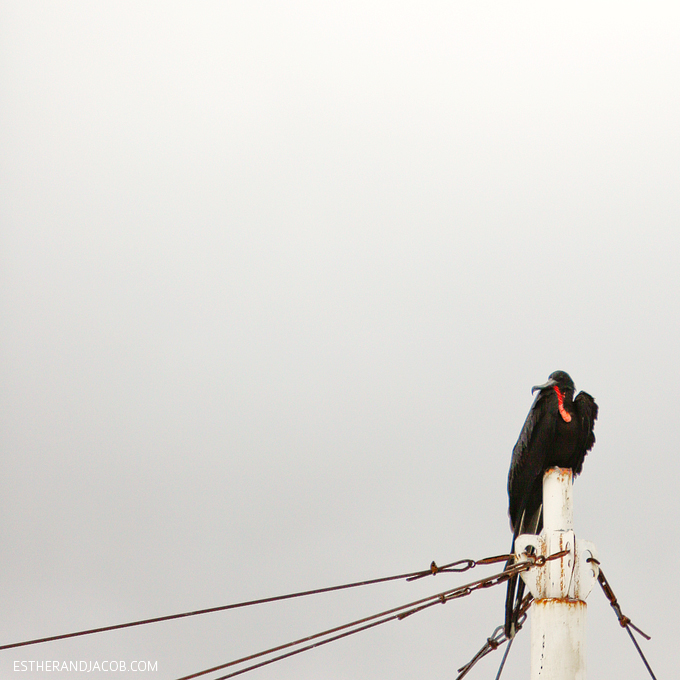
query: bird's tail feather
[
  {"left": 504, "top": 504, "right": 542, "bottom": 638},
  {"left": 504, "top": 569, "right": 518, "bottom": 638},
  {"left": 504, "top": 521, "right": 521, "bottom": 638}
]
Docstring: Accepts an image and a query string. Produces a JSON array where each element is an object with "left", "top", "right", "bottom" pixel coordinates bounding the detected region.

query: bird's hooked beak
[{"left": 531, "top": 377, "right": 557, "bottom": 394}]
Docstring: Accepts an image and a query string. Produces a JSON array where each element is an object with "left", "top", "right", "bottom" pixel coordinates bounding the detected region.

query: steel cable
[
  {"left": 588, "top": 559, "right": 656, "bottom": 680},
  {"left": 455, "top": 593, "right": 533, "bottom": 680},
  {"left": 175, "top": 553, "right": 565, "bottom": 680},
  {"left": 0, "top": 553, "right": 512, "bottom": 652}
]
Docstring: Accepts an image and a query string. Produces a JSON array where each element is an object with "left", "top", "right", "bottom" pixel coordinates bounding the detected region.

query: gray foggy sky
[{"left": 1, "top": 2, "right": 678, "bottom": 678}]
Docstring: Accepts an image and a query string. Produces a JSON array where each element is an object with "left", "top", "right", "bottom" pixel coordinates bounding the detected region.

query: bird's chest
[{"left": 549, "top": 414, "right": 579, "bottom": 466}]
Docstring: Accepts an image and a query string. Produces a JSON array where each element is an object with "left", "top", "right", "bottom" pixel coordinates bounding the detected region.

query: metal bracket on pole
[
  {"left": 515, "top": 533, "right": 598, "bottom": 601},
  {"left": 513, "top": 467, "right": 598, "bottom": 680}
]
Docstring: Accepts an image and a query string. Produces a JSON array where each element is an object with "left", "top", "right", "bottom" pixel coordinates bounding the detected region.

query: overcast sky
[{"left": 1, "top": 2, "right": 678, "bottom": 678}]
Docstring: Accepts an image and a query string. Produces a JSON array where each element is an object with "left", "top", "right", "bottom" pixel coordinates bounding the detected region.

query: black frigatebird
[{"left": 504, "top": 370, "right": 598, "bottom": 638}]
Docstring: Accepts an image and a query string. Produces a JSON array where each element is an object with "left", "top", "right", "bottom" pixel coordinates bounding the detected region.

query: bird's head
[{"left": 531, "top": 370, "right": 575, "bottom": 396}]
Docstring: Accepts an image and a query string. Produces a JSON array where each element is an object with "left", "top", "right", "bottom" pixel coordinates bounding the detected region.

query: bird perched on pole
[{"left": 504, "top": 370, "right": 598, "bottom": 638}]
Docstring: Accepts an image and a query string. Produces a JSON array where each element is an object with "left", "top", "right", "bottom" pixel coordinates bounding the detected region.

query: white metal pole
[
  {"left": 531, "top": 598, "right": 586, "bottom": 680},
  {"left": 514, "top": 468, "right": 599, "bottom": 680}
]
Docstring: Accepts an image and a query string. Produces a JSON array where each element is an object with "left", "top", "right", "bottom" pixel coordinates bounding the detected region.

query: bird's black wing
[
  {"left": 572, "top": 391, "right": 598, "bottom": 475},
  {"left": 507, "top": 390, "right": 557, "bottom": 534},
  {"left": 505, "top": 390, "right": 556, "bottom": 639}
]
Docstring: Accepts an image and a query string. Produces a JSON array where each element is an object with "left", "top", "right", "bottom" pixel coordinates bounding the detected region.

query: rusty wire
[
  {"left": 454, "top": 593, "right": 533, "bottom": 680},
  {"left": 174, "top": 550, "right": 567, "bottom": 680},
  {"left": 0, "top": 551, "right": 515, "bottom": 652},
  {"left": 588, "top": 558, "right": 656, "bottom": 680}
]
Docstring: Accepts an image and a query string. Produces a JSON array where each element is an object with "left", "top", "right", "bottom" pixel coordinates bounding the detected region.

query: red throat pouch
[{"left": 553, "top": 385, "right": 572, "bottom": 423}]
